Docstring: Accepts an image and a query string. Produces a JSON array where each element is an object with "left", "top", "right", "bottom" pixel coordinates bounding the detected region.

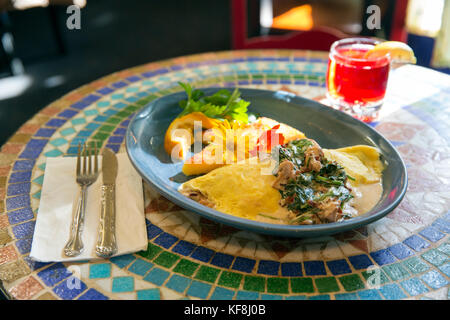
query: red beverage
[{"left": 326, "top": 38, "right": 391, "bottom": 122}]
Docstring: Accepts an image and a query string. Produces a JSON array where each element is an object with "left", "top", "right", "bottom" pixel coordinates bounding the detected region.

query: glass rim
[{"left": 329, "top": 37, "right": 390, "bottom": 63}]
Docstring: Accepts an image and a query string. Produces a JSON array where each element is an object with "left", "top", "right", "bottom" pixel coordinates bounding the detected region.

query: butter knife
[{"left": 95, "top": 148, "right": 118, "bottom": 258}]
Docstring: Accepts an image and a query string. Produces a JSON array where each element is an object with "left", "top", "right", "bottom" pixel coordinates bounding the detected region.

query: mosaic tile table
[{"left": 0, "top": 50, "right": 449, "bottom": 300}]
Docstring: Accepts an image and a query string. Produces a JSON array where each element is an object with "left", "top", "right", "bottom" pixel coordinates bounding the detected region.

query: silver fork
[{"left": 64, "top": 143, "right": 99, "bottom": 257}]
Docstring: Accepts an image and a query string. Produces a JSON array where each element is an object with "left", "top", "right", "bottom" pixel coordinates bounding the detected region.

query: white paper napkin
[{"left": 30, "top": 152, "right": 148, "bottom": 262}]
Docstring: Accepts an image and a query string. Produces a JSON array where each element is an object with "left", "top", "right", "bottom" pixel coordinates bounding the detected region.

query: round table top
[{"left": 0, "top": 49, "right": 449, "bottom": 300}]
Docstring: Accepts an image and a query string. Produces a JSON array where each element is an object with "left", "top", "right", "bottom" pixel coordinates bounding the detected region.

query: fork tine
[
  {"left": 83, "top": 143, "right": 87, "bottom": 175},
  {"left": 88, "top": 143, "right": 92, "bottom": 174},
  {"left": 94, "top": 143, "right": 98, "bottom": 173},
  {"left": 76, "top": 143, "right": 81, "bottom": 176}
]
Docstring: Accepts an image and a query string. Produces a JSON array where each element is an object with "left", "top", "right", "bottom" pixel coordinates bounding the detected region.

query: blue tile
[
  {"left": 348, "top": 254, "right": 375, "bottom": 270},
  {"left": 137, "top": 289, "right": 161, "bottom": 300},
  {"left": 7, "top": 182, "right": 31, "bottom": 197},
  {"left": 112, "top": 276, "right": 134, "bottom": 292},
  {"left": 211, "top": 252, "right": 234, "bottom": 269},
  {"left": 235, "top": 290, "right": 259, "bottom": 300},
  {"left": 146, "top": 222, "right": 163, "bottom": 239},
  {"left": 89, "top": 263, "right": 111, "bottom": 279},
  {"left": 85, "top": 123, "right": 101, "bottom": 130},
  {"left": 110, "top": 254, "right": 136, "bottom": 268},
  {"left": 7, "top": 194, "right": 30, "bottom": 211},
  {"left": 128, "top": 259, "right": 153, "bottom": 276},
  {"left": 15, "top": 238, "right": 32, "bottom": 254},
  {"left": 78, "top": 288, "right": 109, "bottom": 300},
  {"left": 7, "top": 207, "right": 34, "bottom": 225},
  {"left": 23, "top": 256, "right": 51, "bottom": 271},
  {"left": 11, "top": 220, "right": 35, "bottom": 239},
  {"left": 113, "top": 102, "right": 128, "bottom": 109},
  {"left": 112, "top": 81, "right": 127, "bottom": 88},
  {"left": 191, "top": 246, "right": 215, "bottom": 263},
  {"left": 285, "top": 295, "right": 307, "bottom": 300},
  {"left": 335, "top": 293, "right": 358, "bottom": 300},
  {"left": 232, "top": 257, "right": 256, "bottom": 273},
  {"left": 419, "top": 226, "right": 445, "bottom": 242},
  {"left": 83, "top": 94, "right": 101, "bottom": 103},
  {"left": 143, "top": 268, "right": 169, "bottom": 286},
  {"left": 126, "top": 75, "right": 141, "bottom": 82},
  {"left": 71, "top": 101, "right": 90, "bottom": 110},
  {"left": 210, "top": 287, "right": 235, "bottom": 300},
  {"left": 35, "top": 128, "right": 56, "bottom": 138},
  {"left": 37, "top": 263, "right": 71, "bottom": 287},
  {"left": 281, "top": 262, "right": 302, "bottom": 277},
  {"left": 378, "top": 284, "right": 407, "bottom": 299},
  {"left": 403, "top": 235, "right": 430, "bottom": 251},
  {"left": 438, "top": 262, "right": 450, "bottom": 277},
  {"left": 12, "top": 160, "right": 35, "bottom": 171},
  {"left": 257, "top": 260, "right": 280, "bottom": 276},
  {"left": 370, "top": 249, "right": 397, "bottom": 266},
  {"left": 172, "top": 240, "right": 196, "bottom": 256},
  {"left": 107, "top": 135, "right": 124, "bottom": 144},
  {"left": 105, "top": 144, "right": 121, "bottom": 153},
  {"left": 308, "top": 294, "right": 330, "bottom": 300},
  {"left": 357, "top": 289, "right": 382, "bottom": 300},
  {"left": 304, "top": 261, "right": 327, "bottom": 276},
  {"left": 45, "top": 118, "right": 66, "bottom": 128},
  {"left": 76, "top": 130, "right": 93, "bottom": 137},
  {"left": 113, "top": 128, "right": 127, "bottom": 135},
  {"left": 53, "top": 277, "right": 87, "bottom": 300},
  {"left": 261, "top": 294, "right": 283, "bottom": 300},
  {"left": 58, "top": 109, "right": 78, "bottom": 119},
  {"left": 327, "top": 259, "right": 352, "bottom": 275},
  {"left": 388, "top": 243, "right": 414, "bottom": 260},
  {"left": 187, "top": 280, "right": 212, "bottom": 299},
  {"left": 165, "top": 274, "right": 191, "bottom": 293},
  {"left": 19, "top": 140, "right": 48, "bottom": 159},
  {"left": 9, "top": 171, "right": 32, "bottom": 184},
  {"left": 420, "top": 270, "right": 449, "bottom": 289},
  {"left": 153, "top": 232, "right": 178, "bottom": 249},
  {"left": 97, "top": 87, "right": 114, "bottom": 95},
  {"left": 400, "top": 278, "right": 429, "bottom": 296},
  {"left": 432, "top": 218, "right": 450, "bottom": 233},
  {"left": 93, "top": 115, "right": 108, "bottom": 122}
]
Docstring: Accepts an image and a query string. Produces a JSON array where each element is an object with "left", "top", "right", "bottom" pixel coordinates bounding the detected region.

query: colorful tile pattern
[{"left": 0, "top": 50, "right": 448, "bottom": 300}]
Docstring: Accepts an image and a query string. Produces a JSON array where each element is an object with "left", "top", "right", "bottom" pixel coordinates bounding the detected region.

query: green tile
[
  {"left": 315, "top": 277, "right": 340, "bottom": 293},
  {"left": 106, "top": 117, "right": 122, "bottom": 125},
  {"left": 137, "top": 243, "right": 162, "bottom": 260},
  {"left": 421, "top": 249, "right": 449, "bottom": 266},
  {"left": 403, "top": 257, "right": 430, "bottom": 274},
  {"left": 437, "top": 242, "right": 450, "bottom": 255},
  {"left": 194, "top": 266, "right": 220, "bottom": 283},
  {"left": 243, "top": 276, "right": 265, "bottom": 292},
  {"left": 115, "top": 110, "right": 133, "bottom": 118},
  {"left": 92, "top": 132, "right": 109, "bottom": 141},
  {"left": 33, "top": 175, "right": 44, "bottom": 185},
  {"left": 339, "top": 274, "right": 365, "bottom": 292},
  {"left": 153, "top": 251, "right": 179, "bottom": 268},
  {"left": 98, "top": 125, "right": 116, "bottom": 133},
  {"left": 361, "top": 268, "right": 389, "bottom": 285},
  {"left": 290, "top": 277, "right": 315, "bottom": 293},
  {"left": 125, "top": 105, "right": 140, "bottom": 112},
  {"left": 218, "top": 271, "right": 242, "bottom": 289},
  {"left": 382, "top": 263, "right": 410, "bottom": 281},
  {"left": 173, "top": 259, "right": 199, "bottom": 277},
  {"left": 267, "top": 278, "right": 289, "bottom": 294}
]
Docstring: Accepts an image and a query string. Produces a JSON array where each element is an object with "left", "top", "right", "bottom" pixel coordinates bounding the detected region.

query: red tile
[
  {"left": 9, "top": 276, "right": 44, "bottom": 300},
  {"left": 1, "top": 143, "right": 23, "bottom": 154},
  {"left": 0, "top": 214, "right": 8, "bottom": 228},
  {"left": 0, "top": 245, "right": 18, "bottom": 265},
  {"left": 18, "top": 124, "right": 40, "bottom": 135}
]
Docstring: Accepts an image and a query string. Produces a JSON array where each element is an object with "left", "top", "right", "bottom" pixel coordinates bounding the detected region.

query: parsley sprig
[{"left": 177, "top": 82, "right": 251, "bottom": 123}]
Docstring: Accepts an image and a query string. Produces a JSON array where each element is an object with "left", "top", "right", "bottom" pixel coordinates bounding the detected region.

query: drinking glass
[{"left": 325, "top": 38, "right": 391, "bottom": 122}]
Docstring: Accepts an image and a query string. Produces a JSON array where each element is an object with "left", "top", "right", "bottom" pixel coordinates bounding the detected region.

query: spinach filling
[{"left": 272, "top": 139, "right": 354, "bottom": 224}]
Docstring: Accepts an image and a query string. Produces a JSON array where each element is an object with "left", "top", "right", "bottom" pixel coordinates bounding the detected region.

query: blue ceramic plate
[{"left": 125, "top": 88, "right": 407, "bottom": 237}]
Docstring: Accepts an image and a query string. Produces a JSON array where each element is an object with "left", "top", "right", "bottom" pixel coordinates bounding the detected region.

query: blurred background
[{"left": 0, "top": 0, "right": 449, "bottom": 147}]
